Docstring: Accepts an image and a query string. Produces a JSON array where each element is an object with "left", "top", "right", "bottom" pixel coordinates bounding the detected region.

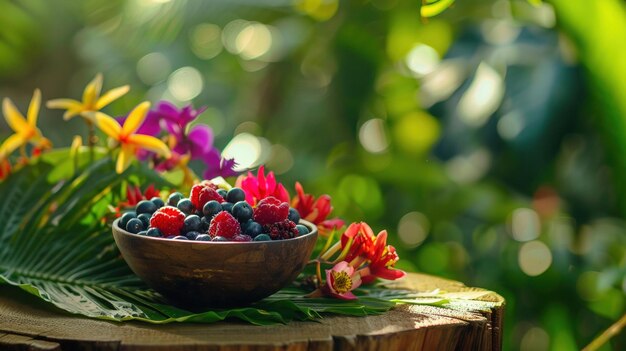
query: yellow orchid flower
[
  {"left": 0, "top": 89, "right": 52, "bottom": 158},
  {"left": 88, "top": 102, "right": 171, "bottom": 174},
  {"left": 46, "top": 74, "right": 130, "bottom": 120}
]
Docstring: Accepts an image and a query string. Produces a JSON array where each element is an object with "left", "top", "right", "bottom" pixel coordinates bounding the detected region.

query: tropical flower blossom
[
  {"left": 236, "top": 165, "right": 290, "bottom": 206},
  {"left": 89, "top": 102, "right": 170, "bottom": 173},
  {"left": 46, "top": 74, "right": 129, "bottom": 120},
  {"left": 320, "top": 261, "right": 362, "bottom": 300},
  {"left": 0, "top": 158, "right": 10, "bottom": 181},
  {"left": 0, "top": 89, "right": 52, "bottom": 158},
  {"left": 358, "top": 230, "right": 405, "bottom": 284},
  {"left": 115, "top": 184, "right": 161, "bottom": 212},
  {"left": 202, "top": 148, "right": 239, "bottom": 179},
  {"left": 291, "top": 182, "right": 344, "bottom": 234}
]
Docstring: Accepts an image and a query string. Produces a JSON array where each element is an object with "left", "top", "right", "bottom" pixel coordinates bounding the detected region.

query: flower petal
[
  {"left": 93, "top": 112, "right": 122, "bottom": 139},
  {"left": 2, "top": 98, "right": 29, "bottom": 133},
  {"left": 27, "top": 89, "right": 41, "bottom": 126},
  {"left": 187, "top": 124, "right": 214, "bottom": 157},
  {"left": 83, "top": 73, "right": 103, "bottom": 107},
  {"left": 116, "top": 145, "right": 135, "bottom": 174},
  {"left": 95, "top": 85, "right": 130, "bottom": 110},
  {"left": 127, "top": 134, "right": 170, "bottom": 157},
  {"left": 122, "top": 101, "right": 151, "bottom": 136},
  {"left": 0, "top": 134, "right": 25, "bottom": 158},
  {"left": 46, "top": 98, "right": 82, "bottom": 111}
]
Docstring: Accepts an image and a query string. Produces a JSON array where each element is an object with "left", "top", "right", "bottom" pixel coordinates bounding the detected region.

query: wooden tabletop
[{"left": 0, "top": 273, "right": 504, "bottom": 351}]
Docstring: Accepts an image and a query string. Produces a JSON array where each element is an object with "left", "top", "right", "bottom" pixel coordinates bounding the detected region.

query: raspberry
[
  {"left": 150, "top": 206, "right": 186, "bottom": 236},
  {"left": 253, "top": 196, "right": 289, "bottom": 225},
  {"left": 209, "top": 211, "right": 241, "bottom": 238},
  {"left": 264, "top": 219, "right": 298, "bottom": 240},
  {"left": 190, "top": 182, "right": 223, "bottom": 210},
  {"left": 232, "top": 234, "right": 253, "bottom": 242}
]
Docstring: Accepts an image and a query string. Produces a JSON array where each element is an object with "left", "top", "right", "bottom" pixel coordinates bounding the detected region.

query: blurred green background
[{"left": 1, "top": 0, "right": 625, "bottom": 349}]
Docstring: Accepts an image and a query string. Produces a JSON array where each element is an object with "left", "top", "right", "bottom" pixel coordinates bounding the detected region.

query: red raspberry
[
  {"left": 190, "top": 182, "right": 222, "bottom": 209},
  {"left": 232, "top": 234, "right": 253, "bottom": 242},
  {"left": 264, "top": 219, "right": 298, "bottom": 240},
  {"left": 209, "top": 212, "right": 241, "bottom": 238},
  {"left": 253, "top": 196, "right": 289, "bottom": 225},
  {"left": 150, "top": 206, "right": 185, "bottom": 236}
]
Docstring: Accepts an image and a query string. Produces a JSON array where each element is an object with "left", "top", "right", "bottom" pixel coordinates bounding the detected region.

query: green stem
[
  {"left": 86, "top": 120, "right": 95, "bottom": 164},
  {"left": 583, "top": 313, "right": 626, "bottom": 351}
]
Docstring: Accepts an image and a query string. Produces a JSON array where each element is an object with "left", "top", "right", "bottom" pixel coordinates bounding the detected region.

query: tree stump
[{"left": 0, "top": 273, "right": 504, "bottom": 351}]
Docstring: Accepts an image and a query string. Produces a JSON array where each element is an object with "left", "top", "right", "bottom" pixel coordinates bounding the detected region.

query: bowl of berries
[{"left": 112, "top": 180, "right": 318, "bottom": 308}]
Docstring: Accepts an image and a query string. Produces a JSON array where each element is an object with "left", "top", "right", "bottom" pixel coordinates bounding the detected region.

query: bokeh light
[
  {"left": 397, "top": 211, "right": 429, "bottom": 248},
  {"left": 518, "top": 240, "right": 552, "bottom": 276},
  {"left": 167, "top": 66, "right": 203, "bottom": 101}
]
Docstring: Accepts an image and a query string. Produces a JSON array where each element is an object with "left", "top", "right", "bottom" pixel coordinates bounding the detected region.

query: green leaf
[{"left": 420, "top": 0, "right": 455, "bottom": 18}]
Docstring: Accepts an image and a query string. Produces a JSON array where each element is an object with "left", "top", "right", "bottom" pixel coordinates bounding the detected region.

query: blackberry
[{"left": 264, "top": 219, "right": 298, "bottom": 240}]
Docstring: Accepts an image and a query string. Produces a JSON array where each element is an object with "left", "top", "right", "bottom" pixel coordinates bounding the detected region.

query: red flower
[
  {"left": 115, "top": 184, "right": 161, "bottom": 215},
  {"left": 359, "top": 230, "right": 406, "bottom": 284},
  {"left": 235, "top": 165, "right": 289, "bottom": 206},
  {"left": 0, "top": 158, "right": 11, "bottom": 181},
  {"left": 291, "top": 182, "right": 344, "bottom": 234},
  {"left": 340, "top": 222, "right": 376, "bottom": 263}
]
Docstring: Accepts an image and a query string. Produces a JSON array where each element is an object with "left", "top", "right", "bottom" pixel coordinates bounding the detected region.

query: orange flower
[{"left": 291, "top": 182, "right": 344, "bottom": 234}]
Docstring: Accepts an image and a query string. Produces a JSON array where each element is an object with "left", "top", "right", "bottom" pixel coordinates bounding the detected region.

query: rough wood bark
[{"left": 0, "top": 273, "right": 504, "bottom": 351}]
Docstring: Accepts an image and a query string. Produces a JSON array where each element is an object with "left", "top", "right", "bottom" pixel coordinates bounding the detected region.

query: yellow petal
[
  {"left": 46, "top": 98, "right": 82, "bottom": 110},
  {"left": 116, "top": 145, "right": 135, "bottom": 174},
  {"left": 0, "top": 134, "right": 25, "bottom": 158},
  {"left": 83, "top": 73, "right": 103, "bottom": 108},
  {"left": 95, "top": 85, "right": 130, "bottom": 110},
  {"left": 27, "top": 89, "right": 41, "bottom": 126},
  {"left": 121, "top": 101, "right": 151, "bottom": 136},
  {"left": 127, "top": 134, "right": 170, "bottom": 157},
  {"left": 2, "top": 98, "right": 29, "bottom": 133},
  {"left": 92, "top": 112, "right": 122, "bottom": 139},
  {"left": 64, "top": 109, "right": 83, "bottom": 121}
]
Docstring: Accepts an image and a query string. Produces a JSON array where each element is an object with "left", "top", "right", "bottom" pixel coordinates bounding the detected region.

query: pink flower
[
  {"left": 322, "top": 261, "right": 362, "bottom": 300},
  {"left": 235, "top": 165, "right": 290, "bottom": 206}
]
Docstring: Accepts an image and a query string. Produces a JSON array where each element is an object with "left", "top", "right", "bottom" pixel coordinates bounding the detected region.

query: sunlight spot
[
  {"left": 137, "top": 52, "right": 171, "bottom": 85},
  {"left": 510, "top": 208, "right": 540, "bottom": 242},
  {"left": 518, "top": 241, "right": 552, "bottom": 276},
  {"left": 406, "top": 44, "right": 440, "bottom": 77},
  {"left": 445, "top": 148, "right": 491, "bottom": 184},
  {"left": 419, "top": 59, "right": 464, "bottom": 108},
  {"left": 457, "top": 62, "right": 504, "bottom": 127},
  {"left": 167, "top": 66, "right": 203, "bottom": 101},
  {"left": 497, "top": 110, "right": 525, "bottom": 140},
  {"left": 222, "top": 133, "right": 262, "bottom": 171},
  {"left": 190, "top": 23, "right": 223, "bottom": 60},
  {"left": 266, "top": 144, "right": 294, "bottom": 175},
  {"left": 359, "top": 119, "right": 389, "bottom": 154},
  {"left": 235, "top": 22, "right": 272, "bottom": 60},
  {"left": 398, "top": 212, "right": 430, "bottom": 248},
  {"left": 520, "top": 327, "right": 549, "bottom": 351}
]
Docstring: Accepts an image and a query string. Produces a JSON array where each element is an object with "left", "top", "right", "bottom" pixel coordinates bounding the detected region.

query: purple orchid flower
[{"left": 202, "top": 148, "right": 239, "bottom": 179}]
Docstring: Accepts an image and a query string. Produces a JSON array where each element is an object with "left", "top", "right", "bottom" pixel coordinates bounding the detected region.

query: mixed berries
[{"left": 118, "top": 181, "right": 310, "bottom": 242}]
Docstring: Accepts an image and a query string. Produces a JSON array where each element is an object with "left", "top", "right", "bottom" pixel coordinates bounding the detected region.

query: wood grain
[{"left": 0, "top": 273, "right": 504, "bottom": 351}]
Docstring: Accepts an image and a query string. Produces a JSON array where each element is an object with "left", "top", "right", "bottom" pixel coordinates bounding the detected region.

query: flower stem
[
  {"left": 86, "top": 120, "right": 95, "bottom": 164},
  {"left": 583, "top": 313, "right": 626, "bottom": 351}
]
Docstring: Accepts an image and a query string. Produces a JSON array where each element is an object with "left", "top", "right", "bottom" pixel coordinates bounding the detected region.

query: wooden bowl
[{"left": 112, "top": 219, "right": 318, "bottom": 309}]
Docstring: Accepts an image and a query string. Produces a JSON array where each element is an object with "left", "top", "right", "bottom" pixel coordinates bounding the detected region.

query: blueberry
[
  {"left": 136, "top": 200, "right": 157, "bottom": 215},
  {"left": 232, "top": 201, "right": 253, "bottom": 223},
  {"left": 217, "top": 189, "right": 228, "bottom": 200},
  {"left": 185, "top": 231, "right": 201, "bottom": 240},
  {"left": 296, "top": 224, "right": 309, "bottom": 235},
  {"left": 202, "top": 200, "right": 222, "bottom": 218},
  {"left": 177, "top": 198, "right": 194, "bottom": 214},
  {"left": 126, "top": 218, "right": 144, "bottom": 234},
  {"left": 150, "top": 197, "right": 165, "bottom": 209},
  {"left": 146, "top": 227, "right": 162, "bottom": 237},
  {"left": 137, "top": 213, "right": 151, "bottom": 228},
  {"left": 167, "top": 192, "right": 184, "bottom": 207},
  {"left": 119, "top": 212, "right": 136, "bottom": 229},
  {"left": 182, "top": 215, "right": 202, "bottom": 233},
  {"left": 172, "top": 235, "right": 188, "bottom": 240},
  {"left": 288, "top": 208, "right": 301, "bottom": 224},
  {"left": 244, "top": 221, "right": 263, "bottom": 238},
  {"left": 226, "top": 187, "right": 246, "bottom": 203},
  {"left": 196, "top": 234, "right": 211, "bottom": 241},
  {"left": 138, "top": 230, "right": 148, "bottom": 236},
  {"left": 201, "top": 216, "right": 212, "bottom": 231},
  {"left": 212, "top": 236, "right": 228, "bottom": 242},
  {"left": 221, "top": 202, "right": 233, "bottom": 213},
  {"left": 253, "top": 234, "right": 271, "bottom": 241}
]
